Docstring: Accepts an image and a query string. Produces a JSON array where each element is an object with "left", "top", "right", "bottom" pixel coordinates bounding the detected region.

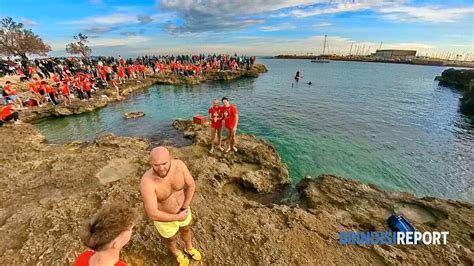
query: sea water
[{"left": 35, "top": 59, "right": 474, "bottom": 202}]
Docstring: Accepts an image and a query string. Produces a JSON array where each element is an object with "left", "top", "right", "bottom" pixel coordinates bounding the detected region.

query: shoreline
[
  {"left": 7, "top": 64, "right": 267, "bottom": 123},
  {"left": 0, "top": 119, "right": 472, "bottom": 265},
  {"left": 273, "top": 55, "right": 474, "bottom": 68}
]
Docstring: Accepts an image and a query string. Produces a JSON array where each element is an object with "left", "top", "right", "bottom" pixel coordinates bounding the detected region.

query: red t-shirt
[
  {"left": 53, "top": 73, "right": 60, "bottom": 83},
  {"left": 35, "top": 81, "right": 44, "bottom": 92},
  {"left": 1, "top": 105, "right": 13, "bottom": 120},
  {"left": 222, "top": 105, "right": 238, "bottom": 129},
  {"left": 44, "top": 85, "right": 55, "bottom": 94},
  {"left": 29, "top": 83, "right": 38, "bottom": 93},
  {"left": 208, "top": 106, "right": 222, "bottom": 128},
  {"left": 3, "top": 84, "right": 16, "bottom": 96},
  {"left": 74, "top": 250, "right": 127, "bottom": 266},
  {"left": 61, "top": 83, "right": 70, "bottom": 95}
]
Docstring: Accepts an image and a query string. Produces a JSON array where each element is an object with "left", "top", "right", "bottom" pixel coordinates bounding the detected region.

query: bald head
[{"left": 150, "top": 147, "right": 171, "bottom": 178}]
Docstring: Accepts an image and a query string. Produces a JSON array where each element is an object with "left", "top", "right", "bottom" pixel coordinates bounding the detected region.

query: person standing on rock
[
  {"left": 221, "top": 97, "right": 239, "bottom": 152},
  {"left": 140, "top": 147, "right": 202, "bottom": 266},
  {"left": 208, "top": 98, "right": 224, "bottom": 153}
]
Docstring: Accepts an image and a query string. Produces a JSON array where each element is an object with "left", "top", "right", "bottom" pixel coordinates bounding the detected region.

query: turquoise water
[{"left": 35, "top": 59, "right": 474, "bottom": 202}]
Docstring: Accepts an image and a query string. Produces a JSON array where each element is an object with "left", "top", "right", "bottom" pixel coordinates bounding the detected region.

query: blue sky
[{"left": 1, "top": 0, "right": 473, "bottom": 57}]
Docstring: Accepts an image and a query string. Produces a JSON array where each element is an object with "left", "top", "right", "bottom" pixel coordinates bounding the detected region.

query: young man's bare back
[{"left": 140, "top": 147, "right": 201, "bottom": 266}]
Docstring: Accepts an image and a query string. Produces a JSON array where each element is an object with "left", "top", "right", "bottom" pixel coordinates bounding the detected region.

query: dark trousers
[
  {"left": 3, "top": 112, "right": 19, "bottom": 123},
  {"left": 49, "top": 93, "right": 58, "bottom": 105},
  {"left": 77, "top": 89, "right": 84, "bottom": 100}
]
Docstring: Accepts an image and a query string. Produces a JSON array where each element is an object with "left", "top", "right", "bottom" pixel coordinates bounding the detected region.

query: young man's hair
[
  {"left": 80, "top": 203, "right": 137, "bottom": 251},
  {"left": 5, "top": 81, "right": 11, "bottom": 84},
  {"left": 221, "top": 97, "right": 229, "bottom": 102}
]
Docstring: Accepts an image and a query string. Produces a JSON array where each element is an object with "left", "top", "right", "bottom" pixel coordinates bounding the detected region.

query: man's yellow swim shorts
[{"left": 154, "top": 209, "right": 192, "bottom": 238}]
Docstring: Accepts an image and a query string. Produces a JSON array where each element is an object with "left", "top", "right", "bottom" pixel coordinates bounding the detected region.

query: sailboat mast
[{"left": 322, "top": 34, "right": 327, "bottom": 55}]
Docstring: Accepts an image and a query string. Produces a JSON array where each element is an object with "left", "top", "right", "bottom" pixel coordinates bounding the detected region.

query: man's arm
[
  {"left": 140, "top": 177, "right": 182, "bottom": 222},
  {"left": 179, "top": 161, "right": 196, "bottom": 210}
]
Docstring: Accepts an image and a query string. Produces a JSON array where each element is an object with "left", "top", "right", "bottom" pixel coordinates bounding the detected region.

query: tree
[
  {"left": 66, "top": 33, "right": 92, "bottom": 58},
  {"left": 0, "top": 17, "right": 51, "bottom": 60}
]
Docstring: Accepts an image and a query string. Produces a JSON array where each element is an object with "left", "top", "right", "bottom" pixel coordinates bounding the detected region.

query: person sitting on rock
[
  {"left": 74, "top": 203, "right": 138, "bottom": 266},
  {"left": 3, "top": 81, "right": 23, "bottom": 107},
  {"left": 0, "top": 103, "right": 23, "bottom": 126},
  {"left": 140, "top": 147, "right": 202, "bottom": 266}
]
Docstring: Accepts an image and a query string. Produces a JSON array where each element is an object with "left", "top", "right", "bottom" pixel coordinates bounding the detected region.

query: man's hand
[{"left": 176, "top": 209, "right": 188, "bottom": 221}]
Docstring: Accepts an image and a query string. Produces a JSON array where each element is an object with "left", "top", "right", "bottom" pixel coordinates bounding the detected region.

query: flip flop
[
  {"left": 184, "top": 248, "right": 202, "bottom": 261},
  {"left": 176, "top": 251, "right": 189, "bottom": 266}
]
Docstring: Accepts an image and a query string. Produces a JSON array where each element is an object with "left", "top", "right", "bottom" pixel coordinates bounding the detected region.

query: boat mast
[{"left": 322, "top": 34, "right": 327, "bottom": 55}]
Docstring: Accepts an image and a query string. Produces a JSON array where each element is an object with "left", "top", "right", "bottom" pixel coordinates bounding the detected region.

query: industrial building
[{"left": 373, "top": 50, "right": 417, "bottom": 60}]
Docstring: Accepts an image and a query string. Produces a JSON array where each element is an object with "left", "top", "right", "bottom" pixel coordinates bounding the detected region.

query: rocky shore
[
  {"left": 436, "top": 68, "right": 474, "bottom": 115},
  {"left": 0, "top": 120, "right": 472, "bottom": 265},
  {"left": 5, "top": 64, "right": 268, "bottom": 123}
]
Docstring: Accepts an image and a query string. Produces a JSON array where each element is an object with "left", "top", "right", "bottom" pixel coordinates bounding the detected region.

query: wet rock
[{"left": 123, "top": 111, "right": 145, "bottom": 119}]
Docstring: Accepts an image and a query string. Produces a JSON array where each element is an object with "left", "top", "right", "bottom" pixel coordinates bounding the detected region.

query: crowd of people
[
  {"left": 0, "top": 54, "right": 254, "bottom": 127},
  {"left": 2, "top": 55, "right": 247, "bottom": 266}
]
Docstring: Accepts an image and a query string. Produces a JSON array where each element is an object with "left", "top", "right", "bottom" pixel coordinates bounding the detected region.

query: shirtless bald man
[{"left": 140, "top": 147, "right": 202, "bottom": 266}]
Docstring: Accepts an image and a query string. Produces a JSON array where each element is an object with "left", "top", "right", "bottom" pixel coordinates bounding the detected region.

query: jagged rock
[
  {"left": 436, "top": 68, "right": 474, "bottom": 115},
  {"left": 123, "top": 111, "right": 145, "bottom": 119},
  {"left": 0, "top": 119, "right": 472, "bottom": 265}
]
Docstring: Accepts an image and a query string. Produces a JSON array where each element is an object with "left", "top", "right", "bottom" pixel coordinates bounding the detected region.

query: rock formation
[
  {"left": 124, "top": 111, "right": 145, "bottom": 119},
  {"left": 436, "top": 68, "right": 474, "bottom": 115},
  {"left": 0, "top": 121, "right": 471, "bottom": 265}
]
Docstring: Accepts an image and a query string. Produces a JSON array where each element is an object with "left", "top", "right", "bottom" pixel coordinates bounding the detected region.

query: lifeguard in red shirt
[
  {"left": 208, "top": 99, "right": 224, "bottom": 153},
  {"left": 221, "top": 97, "right": 239, "bottom": 152}
]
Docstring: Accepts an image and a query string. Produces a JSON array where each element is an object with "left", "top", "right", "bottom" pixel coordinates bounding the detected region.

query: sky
[{"left": 1, "top": 0, "right": 473, "bottom": 57}]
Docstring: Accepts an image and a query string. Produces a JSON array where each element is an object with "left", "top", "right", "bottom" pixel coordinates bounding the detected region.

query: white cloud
[
  {"left": 64, "top": 14, "right": 138, "bottom": 25},
  {"left": 378, "top": 5, "right": 474, "bottom": 23},
  {"left": 20, "top": 19, "right": 37, "bottom": 26},
  {"left": 158, "top": 0, "right": 319, "bottom": 33},
  {"left": 274, "top": 0, "right": 396, "bottom": 18},
  {"left": 312, "top": 22, "right": 332, "bottom": 27},
  {"left": 259, "top": 23, "right": 296, "bottom": 32}
]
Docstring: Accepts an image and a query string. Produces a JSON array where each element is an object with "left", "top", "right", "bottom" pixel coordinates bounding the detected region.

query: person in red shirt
[
  {"left": 52, "top": 73, "right": 60, "bottom": 84},
  {"left": 208, "top": 99, "right": 224, "bottom": 153},
  {"left": 127, "top": 65, "right": 135, "bottom": 79},
  {"left": 42, "top": 81, "right": 59, "bottom": 105},
  {"left": 73, "top": 77, "right": 85, "bottom": 101},
  {"left": 139, "top": 64, "right": 145, "bottom": 78},
  {"left": 221, "top": 97, "right": 239, "bottom": 152},
  {"left": 3, "top": 81, "right": 23, "bottom": 107},
  {"left": 82, "top": 78, "right": 92, "bottom": 99},
  {"left": 111, "top": 75, "right": 120, "bottom": 98},
  {"left": 1, "top": 103, "right": 22, "bottom": 126},
  {"left": 74, "top": 203, "right": 137, "bottom": 266},
  {"left": 117, "top": 65, "right": 125, "bottom": 84},
  {"left": 60, "top": 82, "right": 71, "bottom": 106}
]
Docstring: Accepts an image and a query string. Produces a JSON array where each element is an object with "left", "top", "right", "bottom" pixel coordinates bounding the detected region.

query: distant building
[{"left": 373, "top": 50, "right": 417, "bottom": 60}]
